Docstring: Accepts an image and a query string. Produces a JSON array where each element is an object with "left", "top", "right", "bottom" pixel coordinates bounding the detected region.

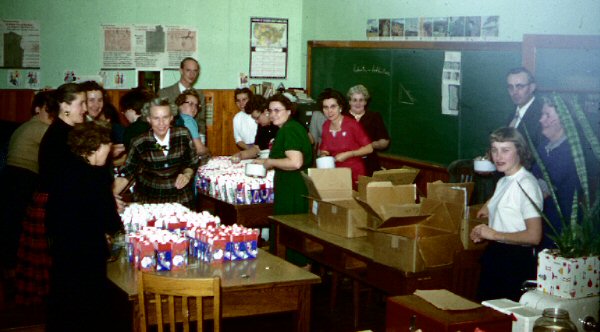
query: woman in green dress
[{"left": 261, "top": 94, "right": 313, "bottom": 215}]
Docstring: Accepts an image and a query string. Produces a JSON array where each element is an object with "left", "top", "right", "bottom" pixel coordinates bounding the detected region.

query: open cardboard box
[
  {"left": 427, "top": 182, "right": 487, "bottom": 251},
  {"left": 302, "top": 168, "right": 367, "bottom": 238},
  {"left": 357, "top": 167, "right": 419, "bottom": 195},
  {"left": 355, "top": 182, "right": 463, "bottom": 272},
  {"left": 462, "top": 203, "right": 487, "bottom": 250}
]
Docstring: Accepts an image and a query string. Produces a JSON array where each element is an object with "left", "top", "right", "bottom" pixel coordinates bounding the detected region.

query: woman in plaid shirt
[{"left": 114, "top": 98, "right": 198, "bottom": 209}]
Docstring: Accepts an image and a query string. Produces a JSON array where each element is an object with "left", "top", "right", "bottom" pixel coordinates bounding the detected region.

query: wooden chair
[
  {"left": 138, "top": 273, "right": 221, "bottom": 332},
  {"left": 447, "top": 159, "right": 474, "bottom": 183}
]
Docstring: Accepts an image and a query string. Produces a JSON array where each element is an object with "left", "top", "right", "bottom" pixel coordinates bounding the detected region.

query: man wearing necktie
[{"left": 506, "top": 67, "right": 543, "bottom": 149}]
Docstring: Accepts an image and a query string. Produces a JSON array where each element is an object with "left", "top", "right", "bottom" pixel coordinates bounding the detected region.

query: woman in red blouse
[{"left": 318, "top": 89, "right": 373, "bottom": 188}]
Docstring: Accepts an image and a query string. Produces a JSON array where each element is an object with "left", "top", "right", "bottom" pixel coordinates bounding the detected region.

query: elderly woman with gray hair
[
  {"left": 113, "top": 97, "right": 198, "bottom": 208},
  {"left": 345, "top": 84, "right": 390, "bottom": 176}
]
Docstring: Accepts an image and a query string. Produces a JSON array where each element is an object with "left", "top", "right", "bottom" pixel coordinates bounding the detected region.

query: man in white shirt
[
  {"left": 232, "top": 87, "right": 257, "bottom": 150},
  {"left": 158, "top": 57, "right": 207, "bottom": 144},
  {"left": 505, "top": 67, "right": 543, "bottom": 148}
]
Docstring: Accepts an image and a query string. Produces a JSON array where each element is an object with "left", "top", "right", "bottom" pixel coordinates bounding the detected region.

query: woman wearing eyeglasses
[
  {"left": 259, "top": 94, "right": 313, "bottom": 216},
  {"left": 175, "top": 89, "right": 209, "bottom": 155}
]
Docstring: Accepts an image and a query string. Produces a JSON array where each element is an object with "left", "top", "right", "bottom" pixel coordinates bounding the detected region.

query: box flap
[
  {"left": 302, "top": 168, "right": 353, "bottom": 200},
  {"left": 420, "top": 198, "right": 462, "bottom": 232},
  {"left": 427, "top": 181, "right": 474, "bottom": 205},
  {"left": 364, "top": 182, "right": 416, "bottom": 205},
  {"left": 372, "top": 167, "right": 419, "bottom": 185},
  {"left": 418, "top": 231, "right": 461, "bottom": 268},
  {"left": 377, "top": 215, "right": 431, "bottom": 229}
]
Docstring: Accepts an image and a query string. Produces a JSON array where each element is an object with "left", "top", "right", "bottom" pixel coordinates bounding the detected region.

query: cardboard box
[
  {"left": 302, "top": 168, "right": 367, "bottom": 238},
  {"left": 536, "top": 249, "right": 600, "bottom": 299},
  {"left": 357, "top": 167, "right": 419, "bottom": 195},
  {"left": 355, "top": 182, "right": 463, "bottom": 272},
  {"left": 461, "top": 203, "right": 488, "bottom": 250},
  {"left": 427, "top": 182, "right": 486, "bottom": 251}
]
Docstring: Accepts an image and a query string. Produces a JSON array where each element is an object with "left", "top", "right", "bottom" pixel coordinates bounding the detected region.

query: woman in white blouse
[{"left": 470, "top": 127, "right": 543, "bottom": 301}]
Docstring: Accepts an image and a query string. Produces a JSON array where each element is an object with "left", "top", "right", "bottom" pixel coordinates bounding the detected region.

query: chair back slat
[
  {"left": 182, "top": 296, "right": 189, "bottom": 332},
  {"left": 155, "top": 294, "right": 164, "bottom": 332},
  {"left": 138, "top": 273, "right": 221, "bottom": 332}
]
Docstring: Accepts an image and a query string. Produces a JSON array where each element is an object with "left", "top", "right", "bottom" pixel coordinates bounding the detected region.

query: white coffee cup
[{"left": 316, "top": 156, "right": 335, "bottom": 169}]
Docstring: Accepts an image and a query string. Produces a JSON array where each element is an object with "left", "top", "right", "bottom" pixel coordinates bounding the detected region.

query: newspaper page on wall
[
  {"left": 0, "top": 19, "right": 40, "bottom": 68},
  {"left": 441, "top": 51, "right": 462, "bottom": 116},
  {"left": 102, "top": 24, "right": 197, "bottom": 70},
  {"left": 250, "top": 17, "right": 288, "bottom": 79}
]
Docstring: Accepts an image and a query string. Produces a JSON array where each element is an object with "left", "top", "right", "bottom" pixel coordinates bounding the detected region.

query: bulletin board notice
[{"left": 249, "top": 17, "right": 288, "bottom": 79}]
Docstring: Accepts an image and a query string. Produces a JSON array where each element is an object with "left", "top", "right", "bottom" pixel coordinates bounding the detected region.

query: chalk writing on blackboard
[
  {"left": 353, "top": 64, "right": 391, "bottom": 76},
  {"left": 398, "top": 83, "right": 416, "bottom": 105}
]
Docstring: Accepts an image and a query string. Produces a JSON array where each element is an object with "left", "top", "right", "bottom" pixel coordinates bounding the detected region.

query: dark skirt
[
  {"left": 14, "top": 191, "right": 52, "bottom": 305},
  {"left": 477, "top": 241, "right": 537, "bottom": 301}
]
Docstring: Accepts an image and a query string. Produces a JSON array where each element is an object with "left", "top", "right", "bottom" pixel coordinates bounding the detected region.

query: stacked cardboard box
[
  {"left": 301, "top": 167, "right": 421, "bottom": 238},
  {"left": 355, "top": 181, "right": 465, "bottom": 272}
]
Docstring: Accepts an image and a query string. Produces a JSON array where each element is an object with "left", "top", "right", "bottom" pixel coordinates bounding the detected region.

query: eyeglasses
[
  {"left": 183, "top": 101, "right": 199, "bottom": 107},
  {"left": 507, "top": 83, "right": 530, "bottom": 91}
]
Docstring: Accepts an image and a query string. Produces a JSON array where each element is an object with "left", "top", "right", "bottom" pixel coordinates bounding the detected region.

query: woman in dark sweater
[{"left": 45, "top": 121, "right": 122, "bottom": 332}]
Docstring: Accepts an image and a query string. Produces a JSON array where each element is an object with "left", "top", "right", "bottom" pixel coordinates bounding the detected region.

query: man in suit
[
  {"left": 158, "top": 57, "right": 207, "bottom": 145},
  {"left": 506, "top": 67, "right": 543, "bottom": 149}
]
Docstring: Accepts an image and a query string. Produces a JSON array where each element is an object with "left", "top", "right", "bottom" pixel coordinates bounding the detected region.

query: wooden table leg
[
  {"left": 274, "top": 223, "right": 286, "bottom": 259},
  {"left": 353, "top": 279, "right": 360, "bottom": 329},
  {"left": 295, "top": 285, "right": 312, "bottom": 332},
  {"left": 132, "top": 300, "right": 140, "bottom": 332}
]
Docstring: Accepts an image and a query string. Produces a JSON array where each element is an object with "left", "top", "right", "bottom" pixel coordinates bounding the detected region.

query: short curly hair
[
  {"left": 347, "top": 84, "right": 370, "bottom": 101},
  {"left": 141, "top": 97, "right": 178, "bottom": 118},
  {"left": 67, "top": 121, "right": 112, "bottom": 158},
  {"left": 174, "top": 89, "right": 200, "bottom": 108},
  {"left": 317, "top": 88, "right": 348, "bottom": 113},
  {"left": 268, "top": 93, "right": 297, "bottom": 116}
]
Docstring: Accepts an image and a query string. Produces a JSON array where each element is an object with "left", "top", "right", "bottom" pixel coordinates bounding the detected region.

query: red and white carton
[
  {"left": 208, "top": 235, "right": 227, "bottom": 263},
  {"left": 138, "top": 240, "right": 156, "bottom": 272},
  {"left": 171, "top": 238, "right": 188, "bottom": 270},
  {"left": 537, "top": 249, "right": 600, "bottom": 299}
]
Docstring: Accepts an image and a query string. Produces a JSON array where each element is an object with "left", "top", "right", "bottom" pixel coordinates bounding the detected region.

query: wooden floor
[{"left": 0, "top": 269, "right": 386, "bottom": 332}]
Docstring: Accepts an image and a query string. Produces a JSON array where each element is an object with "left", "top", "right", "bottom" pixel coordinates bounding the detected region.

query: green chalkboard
[{"left": 308, "top": 41, "right": 521, "bottom": 166}]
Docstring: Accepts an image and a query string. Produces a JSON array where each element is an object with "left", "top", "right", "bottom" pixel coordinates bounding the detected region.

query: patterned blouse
[{"left": 119, "top": 127, "right": 198, "bottom": 208}]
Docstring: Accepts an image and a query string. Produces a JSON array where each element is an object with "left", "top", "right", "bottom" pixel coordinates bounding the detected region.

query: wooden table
[
  {"left": 385, "top": 295, "right": 512, "bottom": 332},
  {"left": 271, "top": 214, "right": 454, "bottom": 295},
  {"left": 196, "top": 191, "right": 273, "bottom": 228},
  {"left": 108, "top": 249, "right": 320, "bottom": 332}
]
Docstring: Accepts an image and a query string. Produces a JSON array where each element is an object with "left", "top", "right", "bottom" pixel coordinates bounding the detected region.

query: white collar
[
  {"left": 154, "top": 129, "right": 170, "bottom": 147},
  {"left": 178, "top": 82, "right": 192, "bottom": 93},
  {"left": 516, "top": 96, "right": 535, "bottom": 118}
]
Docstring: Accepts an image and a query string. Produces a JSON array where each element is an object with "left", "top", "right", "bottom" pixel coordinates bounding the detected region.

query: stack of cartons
[
  {"left": 355, "top": 181, "right": 465, "bottom": 272},
  {"left": 301, "top": 167, "right": 421, "bottom": 239}
]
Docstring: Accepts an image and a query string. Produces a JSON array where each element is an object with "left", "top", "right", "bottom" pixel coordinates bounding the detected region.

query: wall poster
[
  {"left": 101, "top": 24, "right": 198, "bottom": 70},
  {"left": 249, "top": 17, "right": 288, "bottom": 79}
]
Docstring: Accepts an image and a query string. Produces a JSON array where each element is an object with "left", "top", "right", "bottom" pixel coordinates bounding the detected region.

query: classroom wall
[
  {"left": 0, "top": 0, "right": 304, "bottom": 89},
  {"left": 300, "top": 0, "right": 600, "bottom": 87},
  {"left": 1, "top": 0, "right": 599, "bottom": 89}
]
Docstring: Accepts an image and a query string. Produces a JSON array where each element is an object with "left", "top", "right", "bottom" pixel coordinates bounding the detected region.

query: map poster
[
  {"left": 102, "top": 24, "right": 197, "bottom": 70},
  {"left": 0, "top": 19, "right": 40, "bottom": 68},
  {"left": 102, "top": 25, "right": 134, "bottom": 69},
  {"left": 250, "top": 17, "right": 288, "bottom": 79}
]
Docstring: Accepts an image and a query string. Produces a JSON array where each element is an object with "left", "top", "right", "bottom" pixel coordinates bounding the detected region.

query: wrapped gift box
[{"left": 537, "top": 249, "right": 600, "bottom": 299}]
